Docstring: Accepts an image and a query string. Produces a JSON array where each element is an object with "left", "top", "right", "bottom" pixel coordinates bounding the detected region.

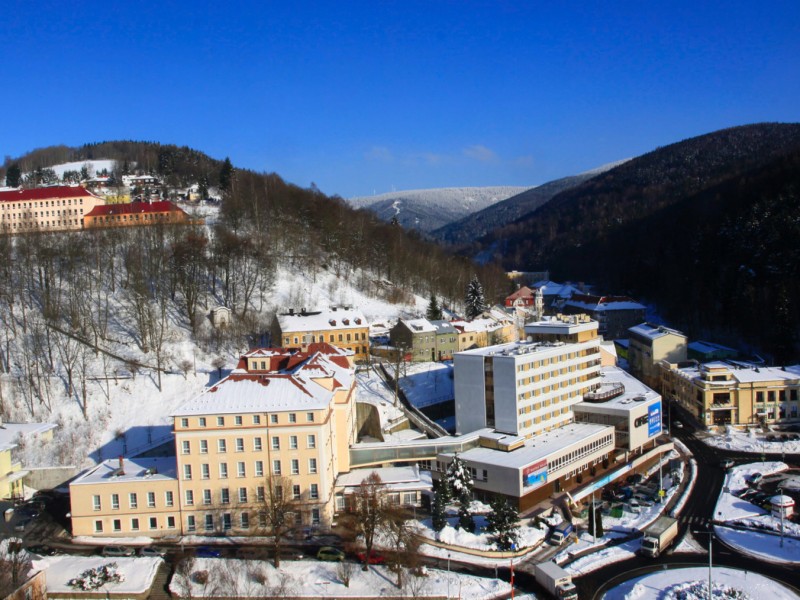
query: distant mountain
[
  {"left": 431, "top": 161, "right": 628, "bottom": 246},
  {"left": 348, "top": 186, "right": 530, "bottom": 232},
  {"left": 475, "top": 123, "right": 800, "bottom": 359}
]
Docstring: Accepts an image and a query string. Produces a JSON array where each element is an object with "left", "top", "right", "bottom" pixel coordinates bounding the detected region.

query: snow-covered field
[
  {"left": 33, "top": 555, "right": 162, "bottom": 595},
  {"left": 704, "top": 426, "right": 800, "bottom": 454},
  {"left": 604, "top": 566, "right": 796, "bottom": 600},
  {"left": 170, "top": 557, "right": 510, "bottom": 599},
  {"left": 393, "top": 361, "right": 455, "bottom": 408}
]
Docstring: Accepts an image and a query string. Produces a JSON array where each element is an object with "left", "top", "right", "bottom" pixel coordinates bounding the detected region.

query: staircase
[{"left": 148, "top": 562, "right": 173, "bottom": 599}]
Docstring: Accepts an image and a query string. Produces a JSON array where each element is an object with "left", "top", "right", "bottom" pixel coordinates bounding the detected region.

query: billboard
[
  {"left": 523, "top": 459, "right": 548, "bottom": 488},
  {"left": 647, "top": 401, "right": 662, "bottom": 437}
]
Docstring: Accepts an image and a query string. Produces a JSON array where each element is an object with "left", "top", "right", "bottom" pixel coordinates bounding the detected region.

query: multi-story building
[
  {"left": 562, "top": 294, "right": 646, "bottom": 340},
  {"left": 272, "top": 307, "right": 370, "bottom": 362},
  {"left": 390, "top": 318, "right": 458, "bottom": 362},
  {"left": 661, "top": 360, "right": 800, "bottom": 426},
  {"left": 0, "top": 186, "right": 105, "bottom": 233},
  {"left": 83, "top": 201, "right": 191, "bottom": 229},
  {"left": 628, "top": 323, "right": 687, "bottom": 391},
  {"left": 0, "top": 420, "right": 57, "bottom": 500},
  {"left": 70, "top": 343, "right": 357, "bottom": 537}
]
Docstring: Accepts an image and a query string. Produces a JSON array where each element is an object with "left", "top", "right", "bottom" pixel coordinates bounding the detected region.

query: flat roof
[
  {"left": 576, "top": 366, "right": 661, "bottom": 412},
  {"left": 336, "top": 465, "right": 431, "bottom": 490},
  {"left": 456, "top": 338, "right": 590, "bottom": 360},
  {"left": 629, "top": 323, "right": 686, "bottom": 340},
  {"left": 444, "top": 422, "right": 613, "bottom": 470},
  {"left": 71, "top": 456, "right": 177, "bottom": 486},
  {"left": 0, "top": 422, "right": 57, "bottom": 453}
]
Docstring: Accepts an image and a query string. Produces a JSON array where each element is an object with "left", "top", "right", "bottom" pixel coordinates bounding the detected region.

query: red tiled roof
[
  {"left": 0, "top": 186, "right": 95, "bottom": 203},
  {"left": 84, "top": 201, "right": 186, "bottom": 217}
]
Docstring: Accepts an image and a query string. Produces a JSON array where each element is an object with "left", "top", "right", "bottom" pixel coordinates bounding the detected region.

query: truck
[
  {"left": 548, "top": 520, "right": 574, "bottom": 545},
  {"left": 639, "top": 516, "right": 679, "bottom": 557},
  {"left": 534, "top": 561, "right": 578, "bottom": 600}
]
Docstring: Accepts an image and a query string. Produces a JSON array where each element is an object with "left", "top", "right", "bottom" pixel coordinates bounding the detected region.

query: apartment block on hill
[
  {"left": 272, "top": 307, "right": 370, "bottom": 362},
  {"left": 0, "top": 186, "right": 105, "bottom": 233},
  {"left": 83, "top": 201, "right": 191, "bottom": 228}
]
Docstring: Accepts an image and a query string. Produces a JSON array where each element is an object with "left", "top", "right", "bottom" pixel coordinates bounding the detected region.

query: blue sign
[
  {"left": 647, "top": 401, "right": 662, "bottom": 437},
  {"left": 523, "top": 460, "right": 548, "bottom": 488}
]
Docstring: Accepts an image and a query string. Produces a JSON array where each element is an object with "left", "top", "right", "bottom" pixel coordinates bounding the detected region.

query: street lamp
[
  {"left": 693, "top": 529, "right": 714, "bottom": 600},
  {"left": 447, "top": 553, "right": 451, "bottom": 599},
  {"left": 777, "top": 486, "right": 785, "bottom": 548}
]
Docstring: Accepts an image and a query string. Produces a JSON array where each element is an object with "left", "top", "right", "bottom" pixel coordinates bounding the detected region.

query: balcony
[{"left": 583, "top": 382, "right": 625, "bottom": 403}]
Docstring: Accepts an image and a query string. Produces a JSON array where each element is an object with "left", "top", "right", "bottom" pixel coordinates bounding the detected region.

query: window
[
  {"left": 94, "top": 520, "right": 103, "bottom": 533},
  {"left": 93, "top": 495, "right": 102, "bottom": 511},
  {"left": 203, "top": 489, "right": 212, "bottom": 505},
  {"left": 111, "top": 493, "right": 119, "bottom": 510},
  {"left": 257, "top": 486, "right": 265, "bottom": 502},
  {"left": 201, "top": 463, "right": 210, "bottom": 479},
  {"left": 307, "top": 434, "right": 316, "bottom": 449},
  {"left": 113, "top": 519, "right": 121, "bottom": 532},
  {"left": 181, "top": 418, "right": 189, "bottom": 428},
  {"left": 290, "top": 435, "right": 298, "bottom": 450},
  {"left": 235, "top": 416, "right": 243, "bottom": 426},
  {"left": 270, "top": 414, "right": 278, "bottom": 424},
  {"left": 236, "top": 438, "right": 244, "bottom": 452},
  {"left": 200, "top": 440, "right": 208, "bottom": 454},
  {"left": 238, "top": 488, "right": 248, "bottom": 503},
  {"left": 312, "top": 508, "right": 320, "bottom": 526},
  {"left": 273, "top": 460, "right": 281, "bottom": 475},
  {"left": 205, "top": 514, "right": 214, "bottom": 531},
  {"left": 240, "top": 512, "right": 250, "bottom": 529},
  {"left": 148, "top": 492, "right": 156, "bottom": 508},
  {"left": 255, "top": 460, "right": 264, "bottom": 476},
  {"left": 254, "top": 437, "right": 263, "bottom": 451},
  {"left": 219, "top": 463, "right": 229, "bottom": 478},
  {"left": 309, "top": 458, "right": 318, "bottom": 474},
  {"left": 129, "top": 493, "right": 138, "bottom": 509},
  {"left": 149, "top": 517, "right": 157, "bottom": 530},
  {"left": 199, "top": 417, "right": 207, "bottom": 427},
  {"left": 187, "top": 515, "right": 196, "bottom": 532},
  {"left": 223, "top": 513, "right": 232, "bottom": 530},
  {"left": 165, "top": 491, "right": 174, "bottom": 507},
  {"left": 183, "top": 464, "right": 192, "bottom": 480},
  {"left": 185, "top": 490, "right": 194, "bottom": 506},
  {"left": 237, "top": 462, "right": 246, "bottom": 477},
  {"left": 253, "top": 415, "right": 261, "bottom": 424},
  {"left": 217, "top": 416, "right": 225, "bottom": 426},
  {"left": 221, "top": 488, "right": 230, "bottom": 504},
  {"left": 291, "top": 459, "right": 299, "bottom": 475},
  {"left": 167, "top": 516, "right": 176, "bottom": 529},
  {"left": 289, "top": 413, "right": 297, "bottom": 423},
  {"left": 131, "top": 518, "right": 140, "bottom": 531},
  {"left": 271, "top": 436, "right": 280, "bottom": 450},
  {"left": 218, "top": 439, "right": 227, "bottom": 453},
  {"left": 292, "top": 484, "right": 301, "bottom": 500},
  {"left": 182, "top": 440, "right": 190, "bottom": 454},
  {"left": 306, "top": 412, "right": 315, "bottom": 422},
  {"left": 310, "top": 484, "right": 319, "bottom": 499}
]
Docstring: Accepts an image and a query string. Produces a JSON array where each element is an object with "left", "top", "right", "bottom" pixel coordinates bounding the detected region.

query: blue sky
[{"left": 2, "top": 1, "right": 799, "bottom": 197}]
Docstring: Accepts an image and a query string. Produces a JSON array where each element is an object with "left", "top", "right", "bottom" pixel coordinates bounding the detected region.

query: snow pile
[
  {"left": 704, "top": 428, "right": 800, "bottom": 454},
  {"left": 68, "top": 562, "right": 125, "bottom": 591}
]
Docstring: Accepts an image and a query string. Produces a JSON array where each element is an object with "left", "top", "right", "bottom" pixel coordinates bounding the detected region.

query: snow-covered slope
[
  {"left": 348, "top": 186, "right": 531, "bottom": 232},
  {"left": 42, "top": 159, "right": 117, "bottom": 178}
]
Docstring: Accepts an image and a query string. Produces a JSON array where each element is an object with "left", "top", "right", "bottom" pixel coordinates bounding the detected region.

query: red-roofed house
[
  {"left": 0, "top": 186, "right": 105, "bottom": 233},
  {"left": 83, "top": 201, "right": 191, "bottom": 229},
  {"left": 504, "top": 286, "right": 535, "bottom": 307}
]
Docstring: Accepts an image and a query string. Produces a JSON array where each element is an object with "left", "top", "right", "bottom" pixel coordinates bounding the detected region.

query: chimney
[
  {"left": 301, "top": 307, "right": 307, "bottom": 315},
  {"left": 118, "top": 456, "right": 125, "bottom": 475},
  {"left": 288, "top": 308, "right": 294, "bottom": 315}
]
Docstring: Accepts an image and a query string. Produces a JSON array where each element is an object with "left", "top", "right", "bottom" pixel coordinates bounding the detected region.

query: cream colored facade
[
  {"left": 272, "top": 307, "right": 370, "bottom": 362},
  {"left": 0, "top": 421, "right": 56, "bottom": 500},
  {"left": 70, "top": 345, "right": 357, "bottom": 537},
  {"left": 628, "top": 323, "right": 687, "bottom": 391},
  {"left": 0, "top": 186, "right": 105, "bottom": 233},
  {"left": 661, "top": 360, "right": 800, "bottom": 426}
]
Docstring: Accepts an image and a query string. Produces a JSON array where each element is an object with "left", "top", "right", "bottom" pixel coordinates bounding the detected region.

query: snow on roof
[
  {"left": 0, "top": 185, "right": 96, "bottom": 203},
  {"left": 532, "top": 280, "right": 582, "bottom": 298},
  {"left": 629, "top": 322, "right": 686, "bottom": 340},
  {"left": 36, "top": 555, "right": 162, "bottom": 595},
  {"left": 564, "top": 294, "right": 646, "bottom": 312},
  {"left": 449, "top": 422, "right": 613, "bottom": 469},
  {"left": 676, "top": 362, "right": 800, "bottom": 385},
  {"left": 71, "top": 456, "right": 177, "bottom": 486},
  {"left": 336, "top": 465, "right": 431, "bottom": 490},
  {"left": 451, "top": 317, "right": 503, "bottom": 333},
  {"left": 401, "top": 318, "right": 437, "bottom": 333},
  {"left": 276, "top": 307, "right": 367, "bottom": 332},
  {"left": 688, "top": 340, "right": 737, "bottom": 354},
  {"left": 0, "top": 422, "right": 57, "bottom": 453},
  {"left": 576, "top": 366, "right": 660, "bottom": 412}
]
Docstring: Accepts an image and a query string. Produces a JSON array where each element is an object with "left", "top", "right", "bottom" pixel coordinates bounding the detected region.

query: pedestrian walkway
[{"left": 148, "top": 562, "right": 172, "bottom": 599}]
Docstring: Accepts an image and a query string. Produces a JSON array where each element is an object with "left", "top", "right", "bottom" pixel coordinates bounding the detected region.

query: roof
[
  {"left": 173, "top": 346, "right": 354, "bottom": 416},
  {"left": 575, "top": 366, "right": 661, "bottom": 412},
  {"left": 71, "top": 456, "right": 177, "bottom": 486},
  {"left": 688, "top": 340, "right": 737, "bottom": 354},
  {"left": 401, "top": 318, "right": 437, "bottom": 333},
  {"left": 0, "top": 185, "right": 96, "bottom": 203},
  {"left": 0, "top": 422, "right": 57, "bottom": 453},
  {"left": 276, "top": 307, "right": 367, "bottom": 333},
  {"left": 84, "top": 201, "right": 186, "bottom": 217},
  {"left": 531, "top": 280, "right": 581, "bottom": 298},
  {"left": 336, "top": 465, "right": 432, "bottom": 491},
  {"left": 629, "top": 322, "right": 686, "bottom": 341},
  {"left": 674, "top": 362, "right": 800, "bottom": 385},
  {"left": 505, "top": 286, "right": 535, "bottom": 301},
  {"left": 565, "top": 294, "right": 646, "bottom": 312}
]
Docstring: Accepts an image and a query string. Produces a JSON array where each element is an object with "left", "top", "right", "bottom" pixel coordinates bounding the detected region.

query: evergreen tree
[
  {"left": 445, "top": 454, "right": 473, "bottom": 504},
  {"left": 5, "top": 164, "right": 21, "bottom": 187},
  {"left": 426, "top": 294, "right": 443, "bottom": 320},
  {"left": 431, "top": 480, "right": 449, "bottom": 533},
  {"left": 588, "top": 501, "right": 604, "bottom": 538},
  {"left": 465, "top": 275, "right": 486, "bottom": 319},
  {"left": 219, "top": 157, "right": 235, "bottom": 192},
  {"left": 485, "top": 497, "right": 520, "bottom": 550},
  {"left": 457, "top": 503, "right": 476, "bottom": 533}
]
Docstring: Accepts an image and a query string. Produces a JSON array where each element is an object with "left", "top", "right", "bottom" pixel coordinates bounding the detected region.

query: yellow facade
[
  {"left": 0, "top": 187, "right": 105, "bottom": 234},
  {"left": 273, "top": 308, "right": 370, "bottom": 361}
]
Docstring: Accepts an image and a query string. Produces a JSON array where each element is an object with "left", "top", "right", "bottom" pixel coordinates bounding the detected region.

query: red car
[{"left": 357, "top": 551, "right": 386, "bottom": 565}]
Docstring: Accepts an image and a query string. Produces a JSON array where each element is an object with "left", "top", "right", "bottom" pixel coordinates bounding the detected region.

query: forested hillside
[{"left": 473, "top": 123, "right": 800, "bottom": 359}]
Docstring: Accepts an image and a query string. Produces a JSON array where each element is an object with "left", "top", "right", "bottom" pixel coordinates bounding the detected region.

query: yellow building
[
  {"left": 661, "top": 360, "right": 800, "bottom": 426},
  {"left": 272, "top": 306, "right": 370, "bottom": 362},
  {"left": 69, "top": 344, "right": 357, "bottom": 537},
  {"left": 0, "top": 421, "right": 56, "bottom": 500},
  {"left": 628, "top": 323, "right": 687, "bottom": 391},
  {"left": 0, "top": 186, "right": 105, "bottom": 233}
]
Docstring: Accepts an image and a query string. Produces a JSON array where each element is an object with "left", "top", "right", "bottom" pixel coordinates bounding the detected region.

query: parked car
[
  {"left": 195, "top": 546, "right": 222, "bottom": 558},
  {"left": 102, "top": 546, "right": 135, "bottom": 557},
  {"left": 316, "top": 546, "right": 345, "bottom": 562},
  {"left": 357, "top": 551, "right": 386, "bottom": 565},
  {"left": 26, "top": 544, "right": 57, "bottom": 556},
  {"left": 139, "top": 546, "right": 167, "bottom": 557}
]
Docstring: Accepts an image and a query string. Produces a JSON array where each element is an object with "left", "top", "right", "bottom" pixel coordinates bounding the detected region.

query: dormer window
[
  {"left": 343, "top": 318, "right": 350, "bottom": 325},
  {"left": 355, "top": 318, "right": 361, "bottom": 324},
  {"left": 329, "top": 319, "right": 336, "bottom": 326}
]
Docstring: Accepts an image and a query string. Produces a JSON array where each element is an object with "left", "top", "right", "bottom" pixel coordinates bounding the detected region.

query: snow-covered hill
[
  {"left": 39, "top": 159, "right": 117, "bottom": 178},
  {"left": 348, "top": 186, "right": 531, "bottom": 232}
]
